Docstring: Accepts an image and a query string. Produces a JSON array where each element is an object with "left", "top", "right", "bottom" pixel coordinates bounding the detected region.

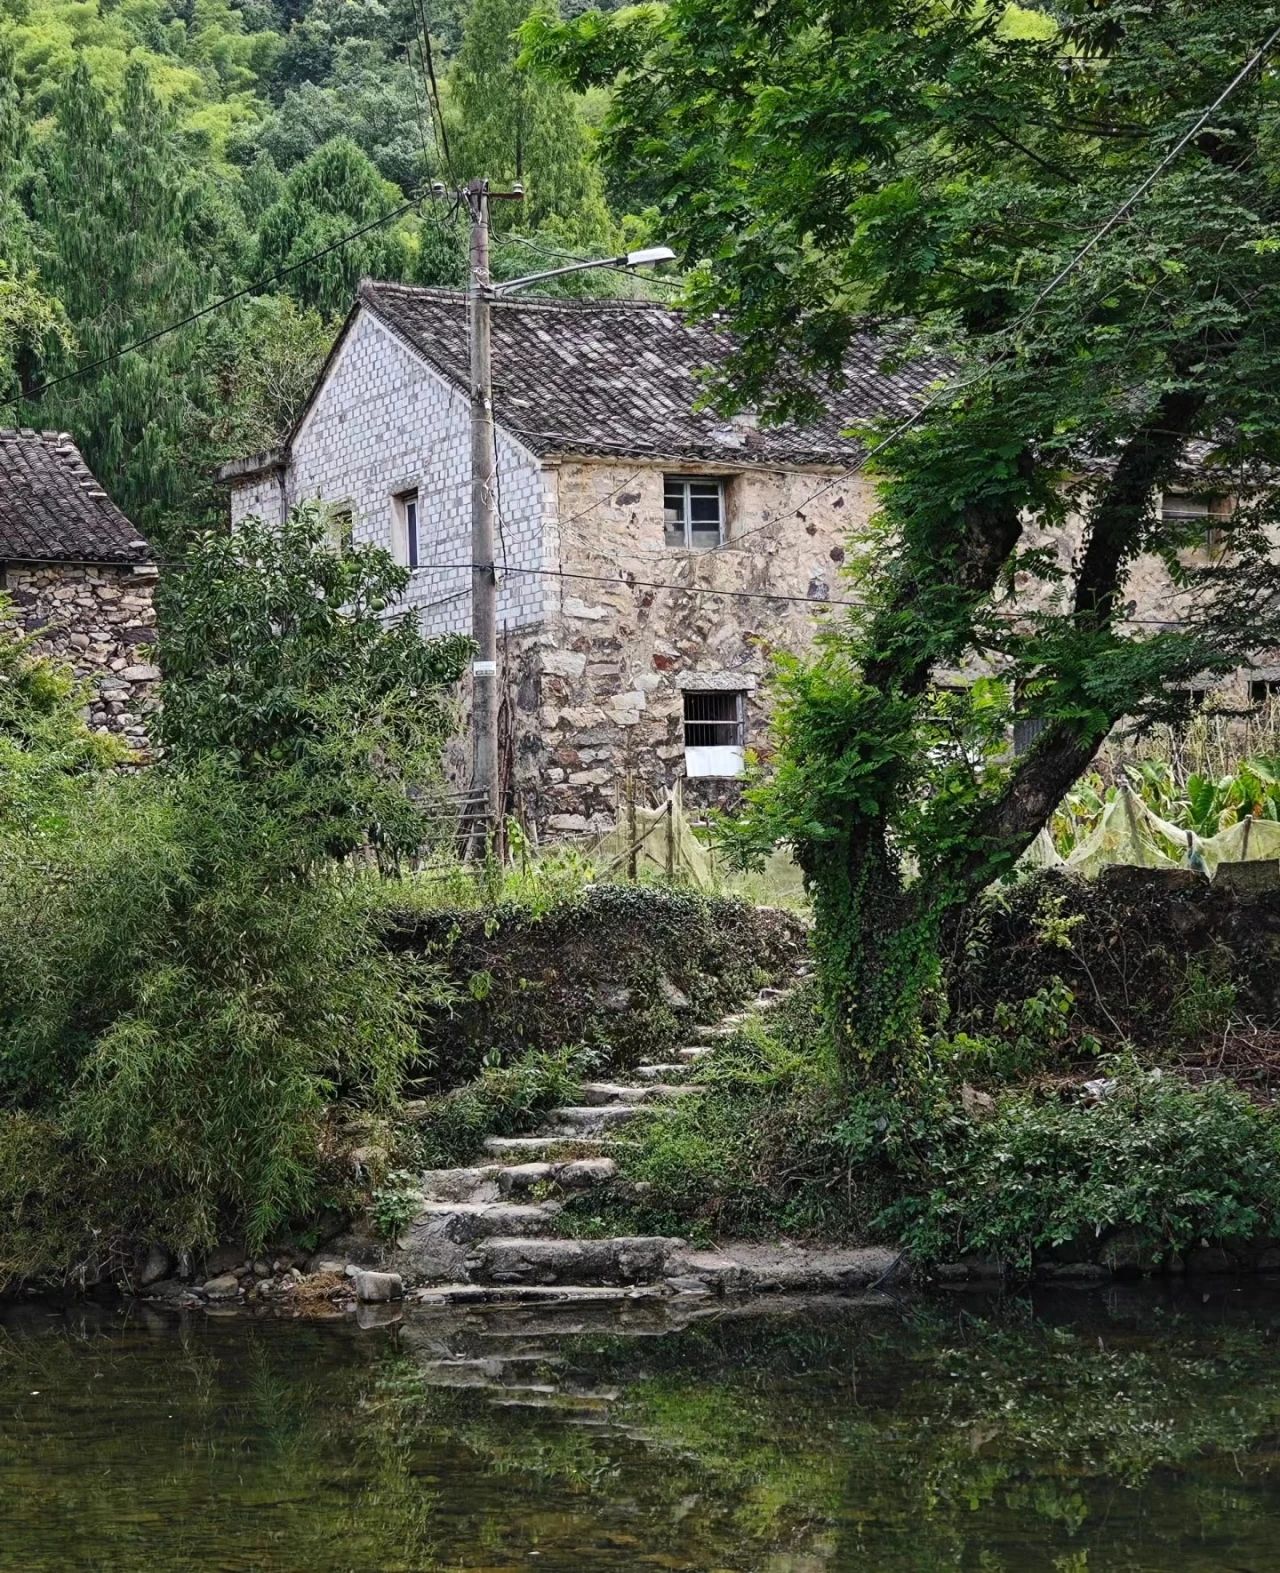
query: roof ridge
[{"left": 360, "top": 278, "right": 682, "bottom": 316}]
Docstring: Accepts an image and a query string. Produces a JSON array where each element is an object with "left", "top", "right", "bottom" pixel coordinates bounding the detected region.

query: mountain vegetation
[{"left": 0, "top": 0, "right": 650, "bottom": 550}]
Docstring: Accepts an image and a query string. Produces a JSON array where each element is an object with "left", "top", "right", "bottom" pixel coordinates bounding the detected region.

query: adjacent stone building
[
  {"left": 0, "top": 430, "right": 159, "bottom": 752},
  {"left": 220, "top": 281, "right": 946, "bottom": 832}
]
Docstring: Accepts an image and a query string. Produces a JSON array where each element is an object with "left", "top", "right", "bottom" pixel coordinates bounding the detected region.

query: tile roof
[
  {"left": 358, "top": 281, "right": 948, "bottom": 468},
  {"left": 0, "top": 430, "right": 152, "bottom": 563}
]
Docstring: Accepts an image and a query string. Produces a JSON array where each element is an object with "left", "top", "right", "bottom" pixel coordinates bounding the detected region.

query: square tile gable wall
[{"left": 230, "top": 310, "right": 550, "bottom": 638}]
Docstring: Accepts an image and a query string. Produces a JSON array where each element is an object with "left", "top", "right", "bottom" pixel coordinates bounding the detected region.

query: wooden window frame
[{"left": 663, "top": 475, "right": 727, "bottom": 550}]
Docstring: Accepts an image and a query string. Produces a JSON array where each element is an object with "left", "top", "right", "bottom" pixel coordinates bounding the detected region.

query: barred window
[
  {"left": 1161, "top": 492, "right": 1230, "bottom": 551},
  {"left": 683, "top": 690, "right": 745, "bottom": 777}
]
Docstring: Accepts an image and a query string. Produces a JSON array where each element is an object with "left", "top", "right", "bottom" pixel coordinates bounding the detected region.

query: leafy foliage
[
  {"left": 529, "top": 0, "right": 1280, "bottom": 1067},
  {"left": 155, "top": 502, "right": 471, "bottom": 861},
  {"left": 884, "top": 1062, "right": 1280, "bottom": 1269},
  {"left": 0, "top": 0, "right": 644, "bottom": 548},
  {"left": 0, "top": 594, "right": 125, "bottom": 831},
  {"left": 394, "top": 1046, "right": 588, "bottom": 1168}
]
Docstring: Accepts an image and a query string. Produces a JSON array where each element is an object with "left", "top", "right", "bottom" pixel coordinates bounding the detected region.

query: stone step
[
  {"left": 544, "top": 1104, "right": 646, "bottom": 1136},
  {"left": 418, "top": 1165, "right": 502, "bottom": 1203},
  {"left": 414, "top": 1201, "right": 562, "bottom": 1238},
  {"left": 413, "top": 1282, "right": 669, "bottom": 1309},
  {"left": 482, "top": 1135, "right": 609, "bottom": 1158},
  {"left": 575, "top": 1082, "right": 692, "bottom": 1106},
  {"left": 677, "top": 1046, "right": 714, "bottom": 1062},
  {"left": 420, "top": 1157, "right": 617, "bottom": 1203},
  {"left": 396, "top": 1201, "right": 564, "bottom": 1283},
  {"left": 633, "top": 1062, "right": 689, "bottom": 1080},
  {"left": 465, "top": 1234, "right": 685, "bottom": 1289},
  {"left": 496, "top": 1157, "right": 617, "bottom": 1198}
]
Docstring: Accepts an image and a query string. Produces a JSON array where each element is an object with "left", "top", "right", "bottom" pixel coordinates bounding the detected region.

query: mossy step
[
  {"left": 482, "top": 1135, "right": 610, "bottom": 1158},
  {"left": 634, "top": 1062, "right": 690, "bottom": 1080},
  {"left": 544, "top": 1104, "right": 646, "bottom": 1135},
  {"left": 576, "top": 1082, "right": 693, "bottom": 1106},
  {"left": 677, "top": 1046, "right": 714, "bottom": 1062},
  {"left": 419, "top": 1157, "right": 616, "bottom": 1203},
  {"left": 465, "top": 1234, "right": 685, "bottom": 1288},
  {"left": 413, "top": 1201, "right": 562, "bottom": 1239}
]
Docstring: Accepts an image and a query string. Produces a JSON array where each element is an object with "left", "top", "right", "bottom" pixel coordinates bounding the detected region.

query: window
[
  {"left": 393, "top": 490, "right": 420, "bottom": 569},
  {"left": 1167, "top": 686, "right": 1206, "bottom": 722},
  {"left": 664, "top": 476, "right": 726, "bottom": 549},
  {"left": 683, "top": 690, "right": 745, "bottom": 777},
  {"left": 325, "top": 504, "right": 353, "bottom": 554},
  {"left": 1013, "top": 715, "right": 1047, "bottom": 756},
  {"left": 1250, "top": 678, "right": 1280, "bottom": 706},
  {"left": 1161, "top": 492, "right": 1229, "bottom": 551}
]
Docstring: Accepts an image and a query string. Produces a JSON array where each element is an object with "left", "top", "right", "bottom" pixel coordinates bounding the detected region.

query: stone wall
[
  {"left": 516, "top": 458, "right": 873, "bottom": 833},
  {"left": 5, "top": 562, "right": 160, "bottom": 752}
]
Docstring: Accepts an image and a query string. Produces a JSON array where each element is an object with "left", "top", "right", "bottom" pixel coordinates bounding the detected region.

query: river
[{"left": 2, "top": 1286, "right": 1279, "bottom": 1570}]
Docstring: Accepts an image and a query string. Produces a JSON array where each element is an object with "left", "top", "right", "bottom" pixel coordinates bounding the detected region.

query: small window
[
  {"left": 325, "top": 504, "right": 354, "bottom": 554},
  {"left": 1161, "top": 492, "right": 1229, "bottom": 551},
  {"left": 664, "top": 476, "right": 726, "bottom": 549},
  {"left": 1250, "top": 678, "right": 1280, "bottom": 706},
  {"left": 1167, "top": 686, "right": 1206, "bottom": 721},
  {"left": 1012, "top": 715, "right": 1047, "bottom": 756},
  {"left": 683, "top": 690, "right": 744, "bottom": 778},
  {"left": 393, "top": 490, "right": 420, "bottom": 569}
]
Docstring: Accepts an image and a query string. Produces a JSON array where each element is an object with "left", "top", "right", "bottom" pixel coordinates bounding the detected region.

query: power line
[
  {"left": 412, "top": 0, "right": 455, "bottom": 184},
  {"left": 2, "top": 191, "right": 427, "bottom": 416},
  {"left": 403, "top": 556, "right": 1198, "bottom": 625}
]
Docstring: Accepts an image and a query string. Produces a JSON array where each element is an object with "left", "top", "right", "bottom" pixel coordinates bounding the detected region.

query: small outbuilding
[{"left": 0, "top": 429, "right": 160, "bottom": 749}]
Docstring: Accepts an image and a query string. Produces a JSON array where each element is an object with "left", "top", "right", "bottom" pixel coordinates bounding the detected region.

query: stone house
[
  {"left": 218, "top": 282, "right": 1273, "bottom": 834},
  {"left": 219, "top": 281, "right": 945, "bottom": 833},
  {"left": 0, "top": 429, "right": 159, "bottom": 751}
]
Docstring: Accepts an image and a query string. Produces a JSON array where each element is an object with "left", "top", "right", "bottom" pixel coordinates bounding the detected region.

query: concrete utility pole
[
  {"left": 440, "top": 168, "right": 670, "bottom": 842},
  {"left": 466, "top": 177, "right": 500, "bottom": 829}
]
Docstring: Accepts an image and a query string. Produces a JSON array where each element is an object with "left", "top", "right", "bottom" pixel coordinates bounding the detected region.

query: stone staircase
[{"left": 385, "top": 961, "right": 904, "bottom": 1303}]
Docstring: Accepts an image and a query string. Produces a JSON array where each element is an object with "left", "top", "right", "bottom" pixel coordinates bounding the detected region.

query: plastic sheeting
[{"left": 1029, "top": 783, "right": 1280, "bottom": 879}]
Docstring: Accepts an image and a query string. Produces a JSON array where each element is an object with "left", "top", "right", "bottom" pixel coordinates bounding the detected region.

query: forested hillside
[{"left": 0, "top": 0, "right": 652, "bottom": 547}]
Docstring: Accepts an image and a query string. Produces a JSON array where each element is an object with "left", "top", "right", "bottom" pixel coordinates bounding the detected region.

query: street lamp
[
  {"left": 462, "top": 175, "right": 675, "bottom": 841},
  {"left": 493, "top": 246, "right": 677, "bottom": 296}
]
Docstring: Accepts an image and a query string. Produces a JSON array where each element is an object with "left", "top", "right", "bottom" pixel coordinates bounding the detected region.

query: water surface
[{"left": 3, "top": 1286, "right": 1280, "bottom": 1570}]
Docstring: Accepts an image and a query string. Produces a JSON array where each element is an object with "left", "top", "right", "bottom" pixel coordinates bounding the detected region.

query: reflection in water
[{"left": 2, "top": 1288, "right": 1280, "bottom": 1570}]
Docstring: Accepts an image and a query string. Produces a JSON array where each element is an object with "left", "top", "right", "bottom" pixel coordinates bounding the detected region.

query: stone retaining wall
[{"left": 6, "top": 562, "right": 160, "bottom": 753}]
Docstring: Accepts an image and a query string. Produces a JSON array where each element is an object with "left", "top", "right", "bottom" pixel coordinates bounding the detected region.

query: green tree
[
  {"left": 0, "top": 40, "right": 69, "bottom": 400},
  {"left": 528, "top": 0, "right": 1280, "bottom": 1070},
  {"left": 27, "top": 58, "right": 219, "bottom": 541},
  {"left": 255, "top": 136, "right": 412, "bottom": 316},
  {"left": 155, "top": 503, "right": 471, "bottom": 861},
  {"left": 453, "top": 0, "right": 611, "bottom": 240}
]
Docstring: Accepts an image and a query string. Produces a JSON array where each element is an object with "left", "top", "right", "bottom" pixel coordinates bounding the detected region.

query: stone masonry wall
[
  {"left": 5, "top": 562, "right": 160, "bottom": 752},
  {"left": 518, "top": 460, "right": 872, "bottom": 833},
  {"left": 229, "top": 308, "right": 551, "bottom": 640}
]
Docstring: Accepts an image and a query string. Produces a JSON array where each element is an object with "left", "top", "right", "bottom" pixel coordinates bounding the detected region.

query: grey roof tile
[
  {"left": 0, "top": 430, "right": 151, "bottom": 563},
  {"left": 358, "top": 281, "right": 948, "bottom": 468}
]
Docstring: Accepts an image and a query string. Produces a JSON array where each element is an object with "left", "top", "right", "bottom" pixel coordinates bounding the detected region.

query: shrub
[
  {"left": 0, "top": 765, "right": 434, "bottom": 1281},
  {"left": 884, "top": 1062, "right": 1280, "bottom": 1268},
  {"left": 562, "top": 984, "right": 888, "bottom": 1243}
]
